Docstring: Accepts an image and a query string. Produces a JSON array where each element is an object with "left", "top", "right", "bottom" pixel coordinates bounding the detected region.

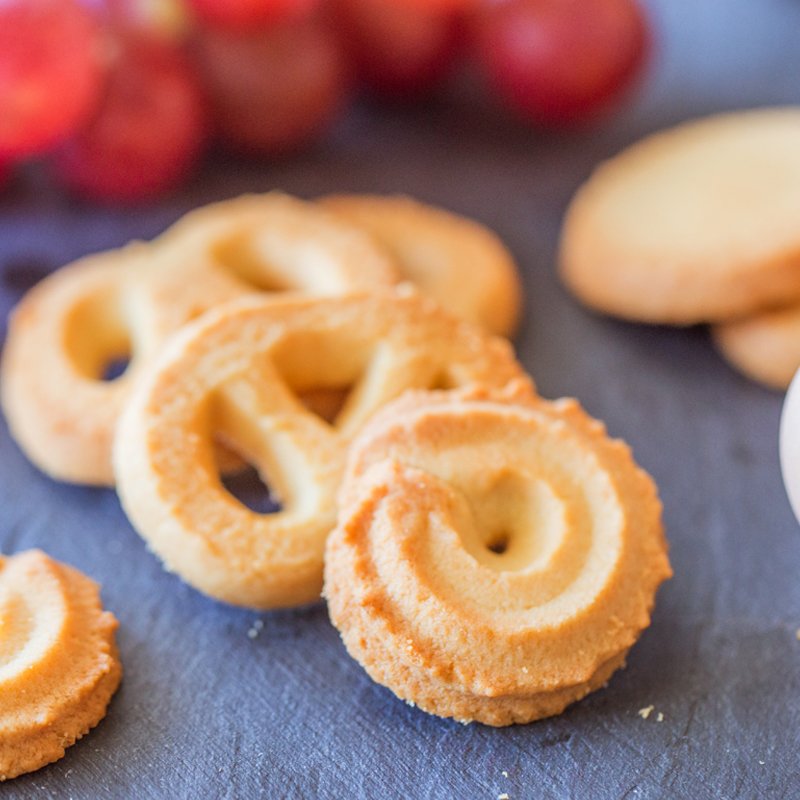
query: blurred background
[
  {"left": 2, "top": 0, "right": 800, "bottom": 210},
  {"left": 3, "top": 2, "right": 800, "bottom": 797}
]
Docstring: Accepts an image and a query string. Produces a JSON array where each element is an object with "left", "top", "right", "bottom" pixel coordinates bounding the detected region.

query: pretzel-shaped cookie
[
  {"left": 1, "top": 193, "right": 397, "bottom": 485},
  {"left": 325, "top": 382, "right": 671, "bottom": 726},
  {"left": 114, "top": 291, "right": 529, "bottom": 609},
  {"left": 0, "top": 551, "right": 121, "bottom": 780}
]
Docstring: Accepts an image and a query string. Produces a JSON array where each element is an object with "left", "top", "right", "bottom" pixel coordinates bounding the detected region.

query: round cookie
[
  {"left": 320, "top": 194, "right": 523, "bottom": 337},
  {"left": 325, "top": 382, "right": 671, "bottom": 726},
  {"left": 0, "top": 193, "right": 397, "bottom": 486},
  {"left": 713, "top": 305, "right": 800, "bottom": 390},
  {"left": 0, "top": 550, "right": 121, "bottom": 781},
  {"left": 560, "top": 108, "right": 800, "bottom": 324},
  {"left": 113, "top": 290, "right": 530, "bottom": 610}
]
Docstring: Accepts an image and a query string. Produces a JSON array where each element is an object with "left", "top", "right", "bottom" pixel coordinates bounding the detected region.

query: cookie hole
[
  {"left": 63, "top": 289, "right": 133, "bottom": 382},
  {"left": 221, "top": 464, "right": 282, "bottom": 515},
  {"left": 461, "top": 469, "right": 565, "bottom": 573},
  {"left": 101, "top": 355, "right": 131, "bottom": 382},
  {"left": 486, "top": 532, "right": 510, "bottom": 555},
  {"left": 299, "top": 386, "right": 352, "bottom": 426},
  {"left": 428, "top": 369, "right": 458, "bottom": 391},
  {"left": 212, "top": 221, "right": 355, "bottom": 295},
  {"left": 212, "top": 234, "right": 290, "bottom": 293}
]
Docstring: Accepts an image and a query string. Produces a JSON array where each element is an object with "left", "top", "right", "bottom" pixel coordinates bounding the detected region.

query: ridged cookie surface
[
  {"left": 325, "top": 383, "right": 671, "bottom": 726},
  {"left": 0, "top": 551, "right": 121, "bottom": 781}
]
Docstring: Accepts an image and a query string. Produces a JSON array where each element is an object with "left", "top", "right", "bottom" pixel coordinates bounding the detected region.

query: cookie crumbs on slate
[{"left": 638, "top": 705, "right": 655, "bottom": 720}]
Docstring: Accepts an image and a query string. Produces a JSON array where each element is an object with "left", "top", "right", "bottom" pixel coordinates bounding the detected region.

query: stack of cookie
[
  {"left": 1, "top": 191, "right": 671, "bottom": 778},
  {"left": 560, "top": 107, "right": 800, "bottom": 391}
]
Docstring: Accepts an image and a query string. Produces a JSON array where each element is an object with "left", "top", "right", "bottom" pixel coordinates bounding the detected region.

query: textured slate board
[{"left": 3, "top": 2, "right": 800, "bottom": 797}]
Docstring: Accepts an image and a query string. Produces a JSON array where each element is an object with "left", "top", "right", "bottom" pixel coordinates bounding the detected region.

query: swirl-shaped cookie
[
  {"left": 0, "top": 551, "right": 121, "bottom": 781},
  {"left": 113, "top": 291, "right": 529, "bottom": 610},
  {"left": 325, "top": 383, "right": 671, "bottom": 726},
  {"left": 1, "top": 193, "right": 396, "bottom": 486},
  {"left": 320, "top": 194, "right": 523, "bottom": 337}
]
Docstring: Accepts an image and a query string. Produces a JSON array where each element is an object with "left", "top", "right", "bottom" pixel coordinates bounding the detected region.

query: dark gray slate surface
[{"left": 3, "top": 2, "right": 800, "bottom": 797}]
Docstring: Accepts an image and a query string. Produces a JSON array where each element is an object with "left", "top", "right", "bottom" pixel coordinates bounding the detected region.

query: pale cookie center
[
  {"left": 461, "top": 469, "right": 566, "bottom": 573},
  {"left": 0, "top": 595, "right": 34, "bottom": 671},
  {"left": 0, "top": 587, "right": 65, "bottom": 687},
  {"left": 210, "top": 228, "right": 353, "bottom": 294},
  {"left": 211, "top": 231, "right": 294, "bottom": 293}
]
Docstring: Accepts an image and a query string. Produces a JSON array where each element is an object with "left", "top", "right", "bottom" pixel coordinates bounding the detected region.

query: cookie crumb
[
  {"left": 759, "top": 760, "right": 765, "bottom": 765},
  {"left": 795, "top": 628, "right": 800, "bottom": 641},
  {"left": 638, "top": 705, "right": 654, "bottom": 720},
  {"left": 498, "top": 794, "right": 510, "bottom": 800},
  {"left": 247, "top": 619, "right": 264, "bottom": 639},
  {"left": 501, "top": 770, "right": 509, "bottom": 778},
  {"left": 656, "top": 712, "right": 664, "bottom": 722}
]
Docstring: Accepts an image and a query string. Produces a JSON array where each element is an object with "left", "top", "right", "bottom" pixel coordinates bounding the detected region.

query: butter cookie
[
  {"left": 560, "top": 108, "right": 800, "bottom": 324},
  {"left": 113, "top": 291, "right": 529, "bottom": 609},
  {"left": 0, "top": 551, "right": 121, "bottom": 780},
  {"left": 713, "top": 306, "right": 800, "bottom": 390},
  {"left": 325, "top": 382, "right": 670, "bottom": 725},
  {"left": 321, "top": 194, "right": 522, "bottom": 337},
  {"left": 1, "top": 193, "right": 396, "bottom": 485}
]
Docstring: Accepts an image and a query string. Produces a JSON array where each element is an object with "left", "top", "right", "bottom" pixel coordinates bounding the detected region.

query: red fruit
[
  {"left": 192, "top": 14, "right": 349, "bottom": 155},
  {"left": 404, "top": 0, "right": 473, "bottom": 10},
  {"left": 473, "top": 0, "right": 649, "bottom": 126},
  {"left": 0, "top": 0, "right": 104, "bottom": 159},
  {"left": 187, "top": 0, "right": 319, "bottom": 30},
  {"left": 334, "top": 0, "right": 462, "bottom": 100},
  {"left": 103, "top": 0, "right": 191, "bottom": 41},
  {"left": 52, "top": 35, "right": 209, "bottom": 204}
]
